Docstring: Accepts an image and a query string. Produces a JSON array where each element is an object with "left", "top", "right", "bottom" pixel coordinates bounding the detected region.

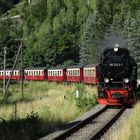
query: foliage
[
  {"left": 66, "top": 83, "right": 97, "bottom": 109},
  {"left": 21, "top": 0, "right": 96, "bottom": 67},
  {"left": 0, "top": 0, "right": 140, "bottom": 71},
  {"left": 0, "top": 0, "right": 20, "bottom": 16},
  {"left": 0, "top": 19, "right": 22, "bottom": 68}
]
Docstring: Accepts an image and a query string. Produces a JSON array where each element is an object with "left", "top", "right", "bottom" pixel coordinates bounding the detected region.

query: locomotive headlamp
[
  {"left": 114, "top": 47, "right": 119, "bottom": 52},
  {"left": 104, "top": 78, "right": 109, "bottom": 83},
  {"left": 124, "top": 78, "right": 129, "bottom": 83},
  {"left": 137, "top": 79, "right": 140, "bottom": 85}
]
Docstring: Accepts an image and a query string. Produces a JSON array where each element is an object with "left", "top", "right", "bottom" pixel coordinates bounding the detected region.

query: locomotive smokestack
[{"left": 99, "top": 32, "right": 128, "bottom": 52}]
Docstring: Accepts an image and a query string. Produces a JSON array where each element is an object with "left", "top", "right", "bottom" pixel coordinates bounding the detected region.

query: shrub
[{"left": 66, "top": 83, "right": 97, "bottom": 109}]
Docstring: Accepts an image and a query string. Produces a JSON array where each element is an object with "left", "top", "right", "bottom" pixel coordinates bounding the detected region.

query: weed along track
[{"left": 51, "top": 106, "right": 125, "bottom": 140}]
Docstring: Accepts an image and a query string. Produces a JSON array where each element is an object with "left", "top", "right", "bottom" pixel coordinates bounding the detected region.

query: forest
[{"left": 0, "top": 0, "right": 140, "bottom": 70}]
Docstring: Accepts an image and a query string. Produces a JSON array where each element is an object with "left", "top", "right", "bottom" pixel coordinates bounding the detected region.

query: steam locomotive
[{"left": 97, "top": 44, "right": 137, "bottom": 105}]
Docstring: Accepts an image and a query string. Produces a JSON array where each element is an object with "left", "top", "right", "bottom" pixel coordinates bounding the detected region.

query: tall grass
[{"left": 0, "top": 81, "right": 97, "bottom": 139}]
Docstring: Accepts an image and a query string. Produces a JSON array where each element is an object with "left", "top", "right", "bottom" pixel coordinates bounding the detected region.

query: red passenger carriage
[
  {"left": 66, "top": 65, "right": 84, "bottom": 83},
  {"left": 24, "top": 67, "right": 47, "bottom": 81},
  {"left": 47, "top": 66, "right": 66, "bottom": 82},
  {"left": 0, "top": 68, "right": 21, "bottom": 80},
  {"left": 83, "top": 64, "right": 98, "bottom": 85}
]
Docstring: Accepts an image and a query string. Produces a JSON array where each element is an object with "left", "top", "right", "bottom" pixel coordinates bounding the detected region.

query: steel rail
[
  {"left": 52, "top": 106, "right": 108, "bottom": 140},
  {"left": 90, "top": 106, "right": 125, "bottom": 140}
]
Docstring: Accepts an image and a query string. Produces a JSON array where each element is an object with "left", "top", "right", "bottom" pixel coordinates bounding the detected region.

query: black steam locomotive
[{"left": 97, "top": 44, "right": 137, "bottom": 105}]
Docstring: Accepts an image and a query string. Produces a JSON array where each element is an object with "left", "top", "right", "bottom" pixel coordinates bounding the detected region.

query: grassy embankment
[
  {"left": 0, "top": 81, "right": 97, "bottom": 139},
  {"left": 109, "top": 102, "right": 140, "bottom": 140}
]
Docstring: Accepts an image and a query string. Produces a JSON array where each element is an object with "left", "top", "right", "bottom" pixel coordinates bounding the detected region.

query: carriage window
[
  {"left": 89, "top": 70, "right": 91, "bottom": 76},
  {"left": 75, "top": 70, "right": 77, "bottom": 76},
  {"left": 84, "top": 70, "right": 86, "bottom": 76},
  {"left": 70, "top": 70, "right": 72, "bottom": 76},
  {"left": 73, "top": 70, "right": 76, "bottom": 76},
  {"left": 76, "top": 70, "right": 77, "bottom": 76},
  {"left": 86, "top": 70, "right": 87, "bottom": 76},
  {"left": 77, "top": 70, "right": 79, "bottom": 76}
]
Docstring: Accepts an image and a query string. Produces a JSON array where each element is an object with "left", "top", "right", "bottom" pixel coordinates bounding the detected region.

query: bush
[{"left": 66, "top": 83, "right": 97, "bottom": 109}]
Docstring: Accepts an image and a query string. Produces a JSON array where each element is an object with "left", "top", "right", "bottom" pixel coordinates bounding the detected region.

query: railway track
[{"left": 52, "top": 106, "right": 125, "bottom": 140}]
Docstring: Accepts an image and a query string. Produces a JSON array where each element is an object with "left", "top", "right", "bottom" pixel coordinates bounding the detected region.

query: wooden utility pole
[
  {"left": 21, "top": 41, "right": 24, "bottom": 99},
  {"left": 3, "top": 47, "right": 7, "bottom": 95}
]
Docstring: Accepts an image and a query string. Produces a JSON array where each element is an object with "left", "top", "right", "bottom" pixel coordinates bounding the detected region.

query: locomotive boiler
[{"left": 97, "top": 44, "right": 137, "bottom": 105}]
